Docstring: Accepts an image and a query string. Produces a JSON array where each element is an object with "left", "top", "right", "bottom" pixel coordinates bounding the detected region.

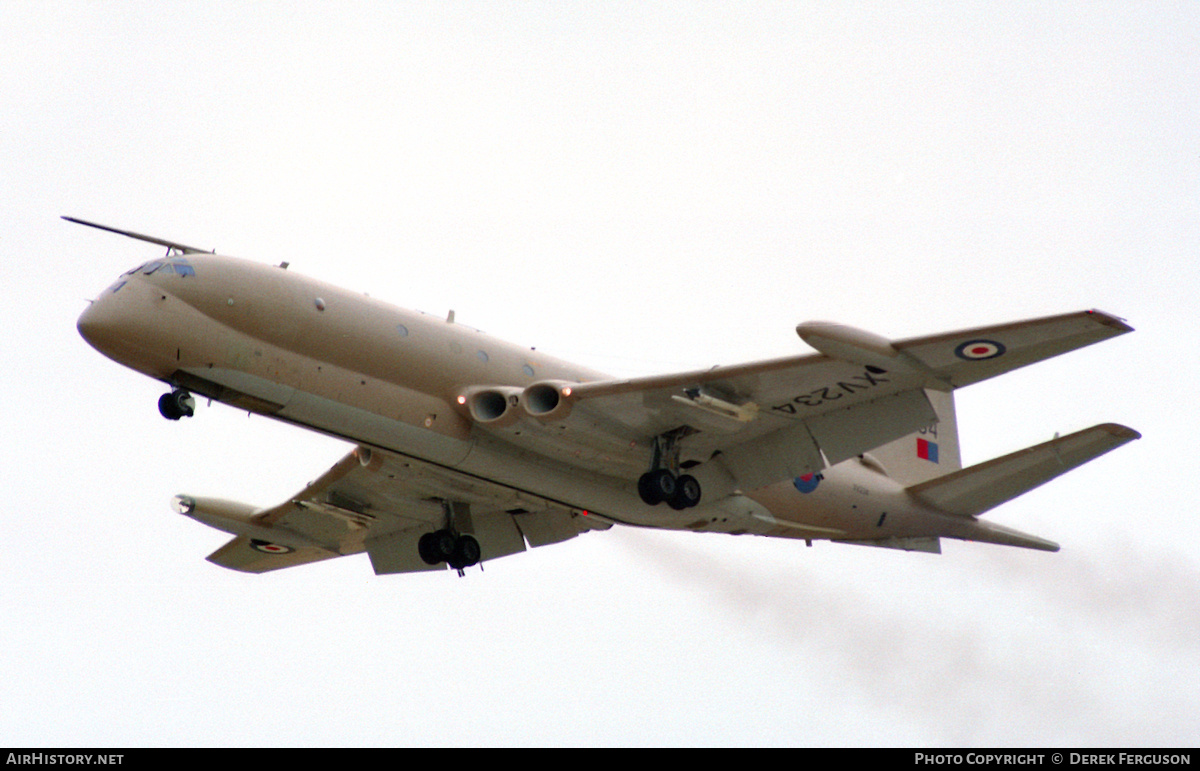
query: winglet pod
[
  {"left": 795, "top": 321, "right": 900, "bottom": 367},
  {"left": 173, "top": 494, "right": 325, "bottom": 549}
]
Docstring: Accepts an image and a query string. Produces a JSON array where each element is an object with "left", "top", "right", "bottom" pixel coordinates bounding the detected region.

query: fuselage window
[
  {"left": 522, "top": 364, "right": 535, "bottom": 377},
  {"left": 396, "top": 324, "right": 409, "bottom": 337},
  {"left": 174, "top": 262, "right": 196, "bottom": 277},
  {"left": 476, "top": 350, "right": 489, "bottom": 364}
]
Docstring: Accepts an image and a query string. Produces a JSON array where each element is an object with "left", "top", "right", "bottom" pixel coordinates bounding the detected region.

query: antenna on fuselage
[{"left": 62, "top": 216, "right": 215, "bottom": 256}]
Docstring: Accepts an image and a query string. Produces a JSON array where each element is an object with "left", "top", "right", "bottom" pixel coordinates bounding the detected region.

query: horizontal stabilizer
[
  {"left": 962, "top": 520, "right": 1061, "bottom": 552},
  {"left": 907, "top": 423, "right": 1140, "bottom": 518}
]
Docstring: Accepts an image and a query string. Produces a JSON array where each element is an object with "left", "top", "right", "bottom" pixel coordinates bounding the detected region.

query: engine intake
[
  {"left": 521, "top": 380, "right": 575, "bottom": 422},
  {"left": 462, "top": 386, "right": 523, "bottom": 428}
]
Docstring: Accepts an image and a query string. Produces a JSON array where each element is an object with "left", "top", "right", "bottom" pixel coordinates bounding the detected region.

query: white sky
[{"left": 2, "top": 1, "right": 1198, "bottom": 747}]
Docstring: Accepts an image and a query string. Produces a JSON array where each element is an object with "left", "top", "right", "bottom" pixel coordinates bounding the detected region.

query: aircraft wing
[
  {"left": 205, "top": 536, "right": 342, "bottom": 573},
  {"left": 503, "top": 310, "right": 1132, "bottom": 489},
  {"left": 198, "top": 446, "right": 603, "bottom": 574}
]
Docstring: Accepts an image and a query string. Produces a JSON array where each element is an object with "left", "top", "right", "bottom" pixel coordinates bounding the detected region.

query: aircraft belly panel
[
  {"left": 280, "top": 390, "right": 474, "bottom": 467},
  {"left": 179, "top": 367, "right": 296, "bottom": 411}
]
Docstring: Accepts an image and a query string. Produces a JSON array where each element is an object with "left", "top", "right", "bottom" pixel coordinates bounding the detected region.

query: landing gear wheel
[
  {"left": 418, "top": 532, "right": 443, "bottom": 566},
  {"left": 638, "top": 469, "right": 677, "bottom": 506},
  {"left": 448, "top": 534, "right": 481, "bottom": 570},
  {"left": 158, "top": 390, "right": 195, "bottom": 420},
  {"left": 431, "top": 529, "right": 458, "bottom": 562},
  {"left": 419, "top": 529, "right": 480, "bottom": 570},
  {"left": 667, "top": 474, "right": 702, "bottom": 510}
]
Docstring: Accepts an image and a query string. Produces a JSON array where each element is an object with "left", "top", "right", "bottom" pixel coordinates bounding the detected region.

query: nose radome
[
  {"left": 77, "top": 298, "right": 104, "bottom": 347},
  {"left": 77, "top": 278, "right": 176, "bottom": 377},
  {"left": 76, "top": 291, "right": 124, "bottom": 355}
]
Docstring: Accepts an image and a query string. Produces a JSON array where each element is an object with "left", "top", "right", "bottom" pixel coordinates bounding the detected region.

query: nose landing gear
[{"left": 158, "top": 389, "right": 195, "bottom": 420}]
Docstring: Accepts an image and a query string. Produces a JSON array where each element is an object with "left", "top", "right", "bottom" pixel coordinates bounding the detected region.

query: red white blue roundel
[
  {"left": 793, "top": 473, "right": 822, "bottom": 494},
  {"left": 250, "top": 539, "right": 294, "bottom": 555},
  {"left": 954, "top": 339, "right": 1006, "bottom": 361}
]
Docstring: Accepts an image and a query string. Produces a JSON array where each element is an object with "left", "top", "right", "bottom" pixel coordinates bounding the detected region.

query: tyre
[
  {"left": 637, "top": 469, "right": 676, "bottom": 506},
  {"left": 418, "top": 532, "right": 442, "bottom": 565},
  {"left": 668, "top": 474, "right": 702, "bottom": 510},
  {"left": 450, "top": 534, "right": 481, "bottom": 569}
]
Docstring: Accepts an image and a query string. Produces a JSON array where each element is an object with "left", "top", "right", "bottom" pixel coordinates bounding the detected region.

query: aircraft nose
[
  {"left": 77, "top": 298, "right": 105, "bottom": 348},
  {"left": 77, "top": 285, "right": 127, "bottom": 356},
  {"left": 78, "top": 299, "right": 106, "bottom": 350},
  {"left": 77, "top": 278, "right": 175, "bottom": 377}
]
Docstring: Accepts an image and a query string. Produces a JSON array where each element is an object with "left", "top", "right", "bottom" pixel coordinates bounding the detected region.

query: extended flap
[{"left": 805, "top": 389, "right": 937, "bottom": 467}]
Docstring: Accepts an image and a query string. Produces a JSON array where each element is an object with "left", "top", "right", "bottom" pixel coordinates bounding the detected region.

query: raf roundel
[
  {"left": 955, "top": 339, "right": 1006, "bottom": 361},
  {"left": 793, "top": 473, "right": 822, "bottom": 494},
  {"left": 250, "top": 539, "right": 294, "bottom": 555}
]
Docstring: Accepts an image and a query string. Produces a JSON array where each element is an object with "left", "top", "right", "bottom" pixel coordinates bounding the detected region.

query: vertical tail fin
[{"left": 868, "top": 389, "right": 962, "bottom": 485}]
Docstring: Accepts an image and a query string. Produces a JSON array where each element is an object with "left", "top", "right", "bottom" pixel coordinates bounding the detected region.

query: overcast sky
[{"left": 2, "top": 2, "right": 1198, "bottom": 746}]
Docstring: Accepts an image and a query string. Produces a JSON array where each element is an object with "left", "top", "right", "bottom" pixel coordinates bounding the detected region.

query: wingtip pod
[
  {"left": 172, "top": 494, "right": 259, "bottom": 531},
  {"left": 795, "top": 321, "right": 900, "bottom": 366}
]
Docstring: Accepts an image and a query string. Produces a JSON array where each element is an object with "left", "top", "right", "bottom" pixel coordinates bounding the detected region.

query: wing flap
[
  {"left": 805, "top": 388, "right": 937, "bottom": 466},
  {"left": 512, "top": 508, "right": 590, "bottom": 547},
  {"left": 365, "top": 529, "right": 444, "bottom": 575},
  {"left": 908, "top": 423, "right": 1141, "bottom": 517},
  {"left": 836, "top": 537, "right": 943, "bottom": 554},
  {"left": 718, "top": 424, "right": 823, "bottom": 492}
]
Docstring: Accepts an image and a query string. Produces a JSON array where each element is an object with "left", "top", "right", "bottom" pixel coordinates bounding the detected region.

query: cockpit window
[{"left": 120, "top": 258, "right": 196, "bottom": 278}]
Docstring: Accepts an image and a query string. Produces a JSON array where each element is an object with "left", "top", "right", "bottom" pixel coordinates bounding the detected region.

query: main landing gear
[
  {"left": 637, "top": 430, "right": 702, "bottom": 510},
  {"left": 158, "top": 389, "right": 195, "bottom": 420},
  {"left": 418, "top": 529, "right": 481, "bottom": 571},
  {"left": 418, "top": 501, "right": 482, "bottom": 574}
]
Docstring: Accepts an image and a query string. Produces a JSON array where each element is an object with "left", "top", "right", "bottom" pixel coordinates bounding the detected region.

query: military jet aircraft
[{"left": 70, "top": 216, "right": 1139, "bottom": 576}]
